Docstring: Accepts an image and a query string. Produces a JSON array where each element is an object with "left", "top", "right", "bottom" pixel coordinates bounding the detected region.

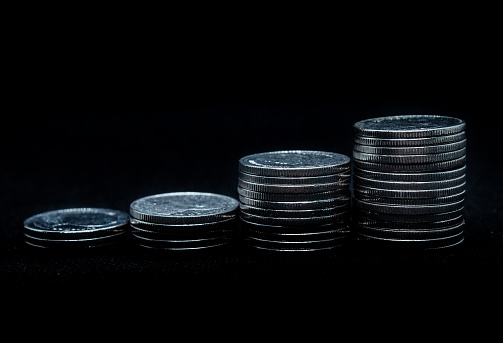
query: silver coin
[
  {"left": 353, "top": 174, "right": 465, "bottom": 190},
  {"left": 239, "top": 195, "right": 350, "bottom": 210},
  {"left": 354, "top": 182, "right": 465, "bottom": 198},
  {"left": 357, "top": 231, "right": 464, "bottom": 249},
  {"left": 247, "top": 240, "right": 346, "bottom": 252},
  {"left": 354, "top": 208, "right": 464, "bottom": 223},
  {"left": 354, "top": 131, "right": 466, "bottom": 147},
  {"left": 354, "top": 190, "right": 466, "bottom": 206},
  {"left": 354, "top": 214, "right": 464, "bottom": 230},
  {"left": 240, "top": 218, "right": 348, "bottom": 234},
  {"left": 353, "top": 139, "right": 466, "bottom": 155},
  {"left": 129, "top": 192, "right": 239, "bottom": 224},
  {"left": 131, "top": 226, "right": 233, "bottom": 240},
  {"left": 238, "top": 179, "right": 349, "bottom": 194},
  {"left": 353, "top": 147, "right": 466, "bottom": 164},
  {"left": 239, "top": 150, "right": 350, "bottom": 177},
  {"left": 238, "top": 187, "right": 349, "bottom": 201},
  {"left": 244, "top": 222, "right": 349, "bottom": 237},
  {"left": 356, "top": 221, "right": 464, "bottom": 240},
  {"left": 353, "top": 165, "right": 466, "bottom": 182},
  {"left": 238, "top": 171, "right": 350, "bottom": 185},
  {"left": 23, "top": 208, "right": 129, "bottom": 239},
  {"left": 353, "top": 197, "right": 465, "bottom": 215},
  {"left": 353, "top": 115, "right": 465, "bottom": 138},
  {"left": 240, "top": 203, "right": 351, "bottom": 218},
  {"left": 129, "top": 217, "right": 237, "bottom": 234},
  {"left": 353, "top": 155, "right": 466, "bottom": 172},
  {"left": 132, "top": 235, "right": 230, "bottom": 250},
  {"left": 24, "top": 231, "right": 126, "bottom": 248},
  {"left": 240, "top": 211, "right": 350, "bottom": 227}
]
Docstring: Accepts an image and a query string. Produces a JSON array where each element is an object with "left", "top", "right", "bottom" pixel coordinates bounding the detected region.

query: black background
[{"left": 2, "top": 10, "right": 501, "bottom": 309}]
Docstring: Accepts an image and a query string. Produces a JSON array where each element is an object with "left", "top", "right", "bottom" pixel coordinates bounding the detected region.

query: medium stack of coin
[
  {"left": 129, "top": 192, "right": 239, "bottom": 250},
  {"left": 238, "top": 150, "right": 351, "bottom": 251},
  {"left": 352, "top": 115, "right": 467, "bottom": 249},
  {"left": 23, "top": 208, "right": 129, "bottom": 248}
]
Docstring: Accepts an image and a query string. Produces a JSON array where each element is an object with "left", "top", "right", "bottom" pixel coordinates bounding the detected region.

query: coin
[
  {"left": 238, "top": 179, "right": 349, "bottom": 193},
  {"left": 357, "top": 231, "right": 464, "bottom": 249},
  {"left": 353, "top": 197, "right": 465, "bottom": 215},
  {"left": 240, "top": 211, "right": 350, "bottom": 226},
  {"left": 239, "top": 150, "right": 350, "bottom": 177},
  {"left": 353, "top": 155, "right": 466, "bottom": 172},
  {"left": 24, "top": 231, "right": 126, "bottom": 248},
  {"left": 238, "top": 195, "right": 351, "bottom": 210},
  {"left": 353, "top": 147, "right": 466, "bottom": 164},
  {"left": 23, "top": 208, "right": 129, "bottom": 240},
  {"left": 129, "top": 192, "right": 239, "bottom": 225},
  {"left": 238, "top": 171, "right": 350, "bottom": 185},
  {"left": 240, "top": 218, "right": 348, "bottom": 234},
  {"left": 353, "top": 139, "right": 466, "bottom": 155},
  {"left": 353, "top": 115, "right": 466, "bottom": 138},
  {"left": 353, "top": 174, "right": 465, "bottom": 190},
  {"left": 356, "top": 220, "right": 464, "bottom": 240},
  {"left": 129, "top": 216, "right": 237, "bottom": 234},
  {"left": 354, "top": 182, "right": 466, "bottom": 198},
  {"left": 238, "top": 187, "right": 349, "bottom": 201},
  {"left": 354, "top": 190, "right": 466, "bottom": 206},
  {"left": 353, "top": 165, "right": 466, "bottom": 182},
  {"left": 132, "top": 235, "right": 231, "bottom": 250},
  {"left": 354, "top": 214, "right": 465, "bottom": 230},
  {"left": 354, "top": 131, "right": 466, "bottom": 147},
  {"left": 354, "top": 208, "right": 464, "bottom": 223},
  {"left": 240, "top": 203, "right": 351, "bottom": 218}
]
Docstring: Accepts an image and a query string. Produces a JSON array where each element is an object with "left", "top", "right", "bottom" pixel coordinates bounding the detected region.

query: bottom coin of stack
[
  {"left": 352, "top": 115, "right": 467, "bottom": 249},
  {"left": 238, "top": 150, "right": 351, "bottom": 251},
  {"left": 23, "top": 208, "right": 129, "bottom": 248},
  {"left": 129, "top": 192, "right": 239, "bottom": 250}
]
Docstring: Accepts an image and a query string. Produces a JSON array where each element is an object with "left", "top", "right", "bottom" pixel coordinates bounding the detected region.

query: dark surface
[{"left": 3, "top": 21, "right": 501, "bottom": 306}]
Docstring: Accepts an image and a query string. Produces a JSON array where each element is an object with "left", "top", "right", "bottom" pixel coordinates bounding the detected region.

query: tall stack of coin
[
  {"left": 129, "top": 192, "right": 239, "bottom": 250},
  {"left": 238, "top": 150, "right": 351, "bottom": 251},
  {"left": 23, "top": 208, "right": 129, "bottom": 248},
  {"left": 352, "top": 115, "right": 466, "bottom": 249}
]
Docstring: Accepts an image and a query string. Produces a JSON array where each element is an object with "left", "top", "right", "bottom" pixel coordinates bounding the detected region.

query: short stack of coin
[
  {"left": 238, "top": 150, "right": 351, "bottom": 251},
  {"left": 129, "top": 192, "right": 239, "bottom": 250},
  {"left": 352, "top": 115, "right": 466, "bottom": 249},
  {"left": 23, "top": 208, "right": 129, "bottom": 248}
]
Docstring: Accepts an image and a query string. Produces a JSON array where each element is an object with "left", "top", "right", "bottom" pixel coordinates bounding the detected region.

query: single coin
[
  {"left": 129, "top": 192, "right": 239, "bottom": 224},
  {"left": 353, "top": 174, "right": 465, "bottom": 190},
  {"left": 238, "top": 179, "right": 349, "bottom": 194},
  {"left": 353, "top": 155, "right": 466, "bottom": 172},
  {"left": 354, "top": 208, "right": 464, "bottom": 223},
  {"left": 357, "top": 231, "right": 464, "bottom": 249},
  {"left": 353, "top": 115, "right": 465, "bottom": 138},
  {"left": 353, "top": 165, "right": 466, "bottom": 182},
  {"left": 24, "top": 231, "right": 126, "bottom": 248},
  {"left": 354, "top": 182, "right": 465, "bottom": 198},
  {"left": 244, "top": 223, "right": 349, "bottom": 238},
  {"left": 237, "top": 187, "right": 349, "bottom": 201},
  {"left": 354, "top": 214, "right": 464, "bottom": 230},
  {"left": 240, "top": 203, "right": 351, "bottom": 218},
  {"left": 354, "top": 190, "right": 466, "bottom": 206},
  {"left": 239, "top": 195, "right": 350, "bottom": 210},
  {"left": 353, "top": 139, "right": 466, "bottom": 155},
  {"left": 132, "top": 235, "right": 230, "bottom": 250},
  {"left": 238, "top": 171, "right": 350, "bottom": 185},
  {"left": 353, "top": 197, "right": 465, "bottom": 215},
  {"left": 353, "top": 147, "right": 466, "bottom": 164},
  {"left": 239, "top": 150, "right": 350, "bottom": 177},
  {"left": 354, "top": 131, "right": 466, "bottom": 147},
  {"left": 240, "top": 211, "right": 350, "bottom": 227},
  {"left": 129, "top": 217, "right": 237, "bottom": 234},
  {"left": 240, "top": 218, "right": 349, "bottom": 234},
  {"left": 131, "top": 226, "right": 233, "bottom": 240},
  {"left": 23, "top": 208, "right": 129, "bottom": 240},
  {"left": 356, "top": 220, "right": 464, "bottom": 240}
]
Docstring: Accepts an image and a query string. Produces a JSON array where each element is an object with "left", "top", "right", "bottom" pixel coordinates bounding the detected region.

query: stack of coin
[
  {"left": 352, "top": 115, "right": 467, "bottom": 249},
  {"left": 129, "top": 192, "right": 239, "bottom": 250},
  {"left": 238, "top": 150, "right": 351, "bottom": 251},
  {"left": 23, "top": 208, "right": 129, "bottom": 248}
]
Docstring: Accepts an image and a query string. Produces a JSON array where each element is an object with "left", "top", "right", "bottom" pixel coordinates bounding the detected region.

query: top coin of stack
[
  {"left": 238, "top": 150, "right": 351, "bottom": 251},
  {"left": 352, "top": 115, "right": 467, "bottom": 249},
  {"left": 129, "top": 192, "right": 239, "bottom": 250}
]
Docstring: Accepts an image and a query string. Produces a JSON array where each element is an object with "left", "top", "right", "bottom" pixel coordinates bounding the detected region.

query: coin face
[
  {"left": 354, "top": 115, "right": 465, "bottom": 138},
  {"left": 23, "top": 208, "right": 129, "bottom": 239},
  {"left": 130, "top": 192, "right": 239, "bottom": 224},
  {"left": 239, "top": 150, "right": 350, "bottom": 176}
]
